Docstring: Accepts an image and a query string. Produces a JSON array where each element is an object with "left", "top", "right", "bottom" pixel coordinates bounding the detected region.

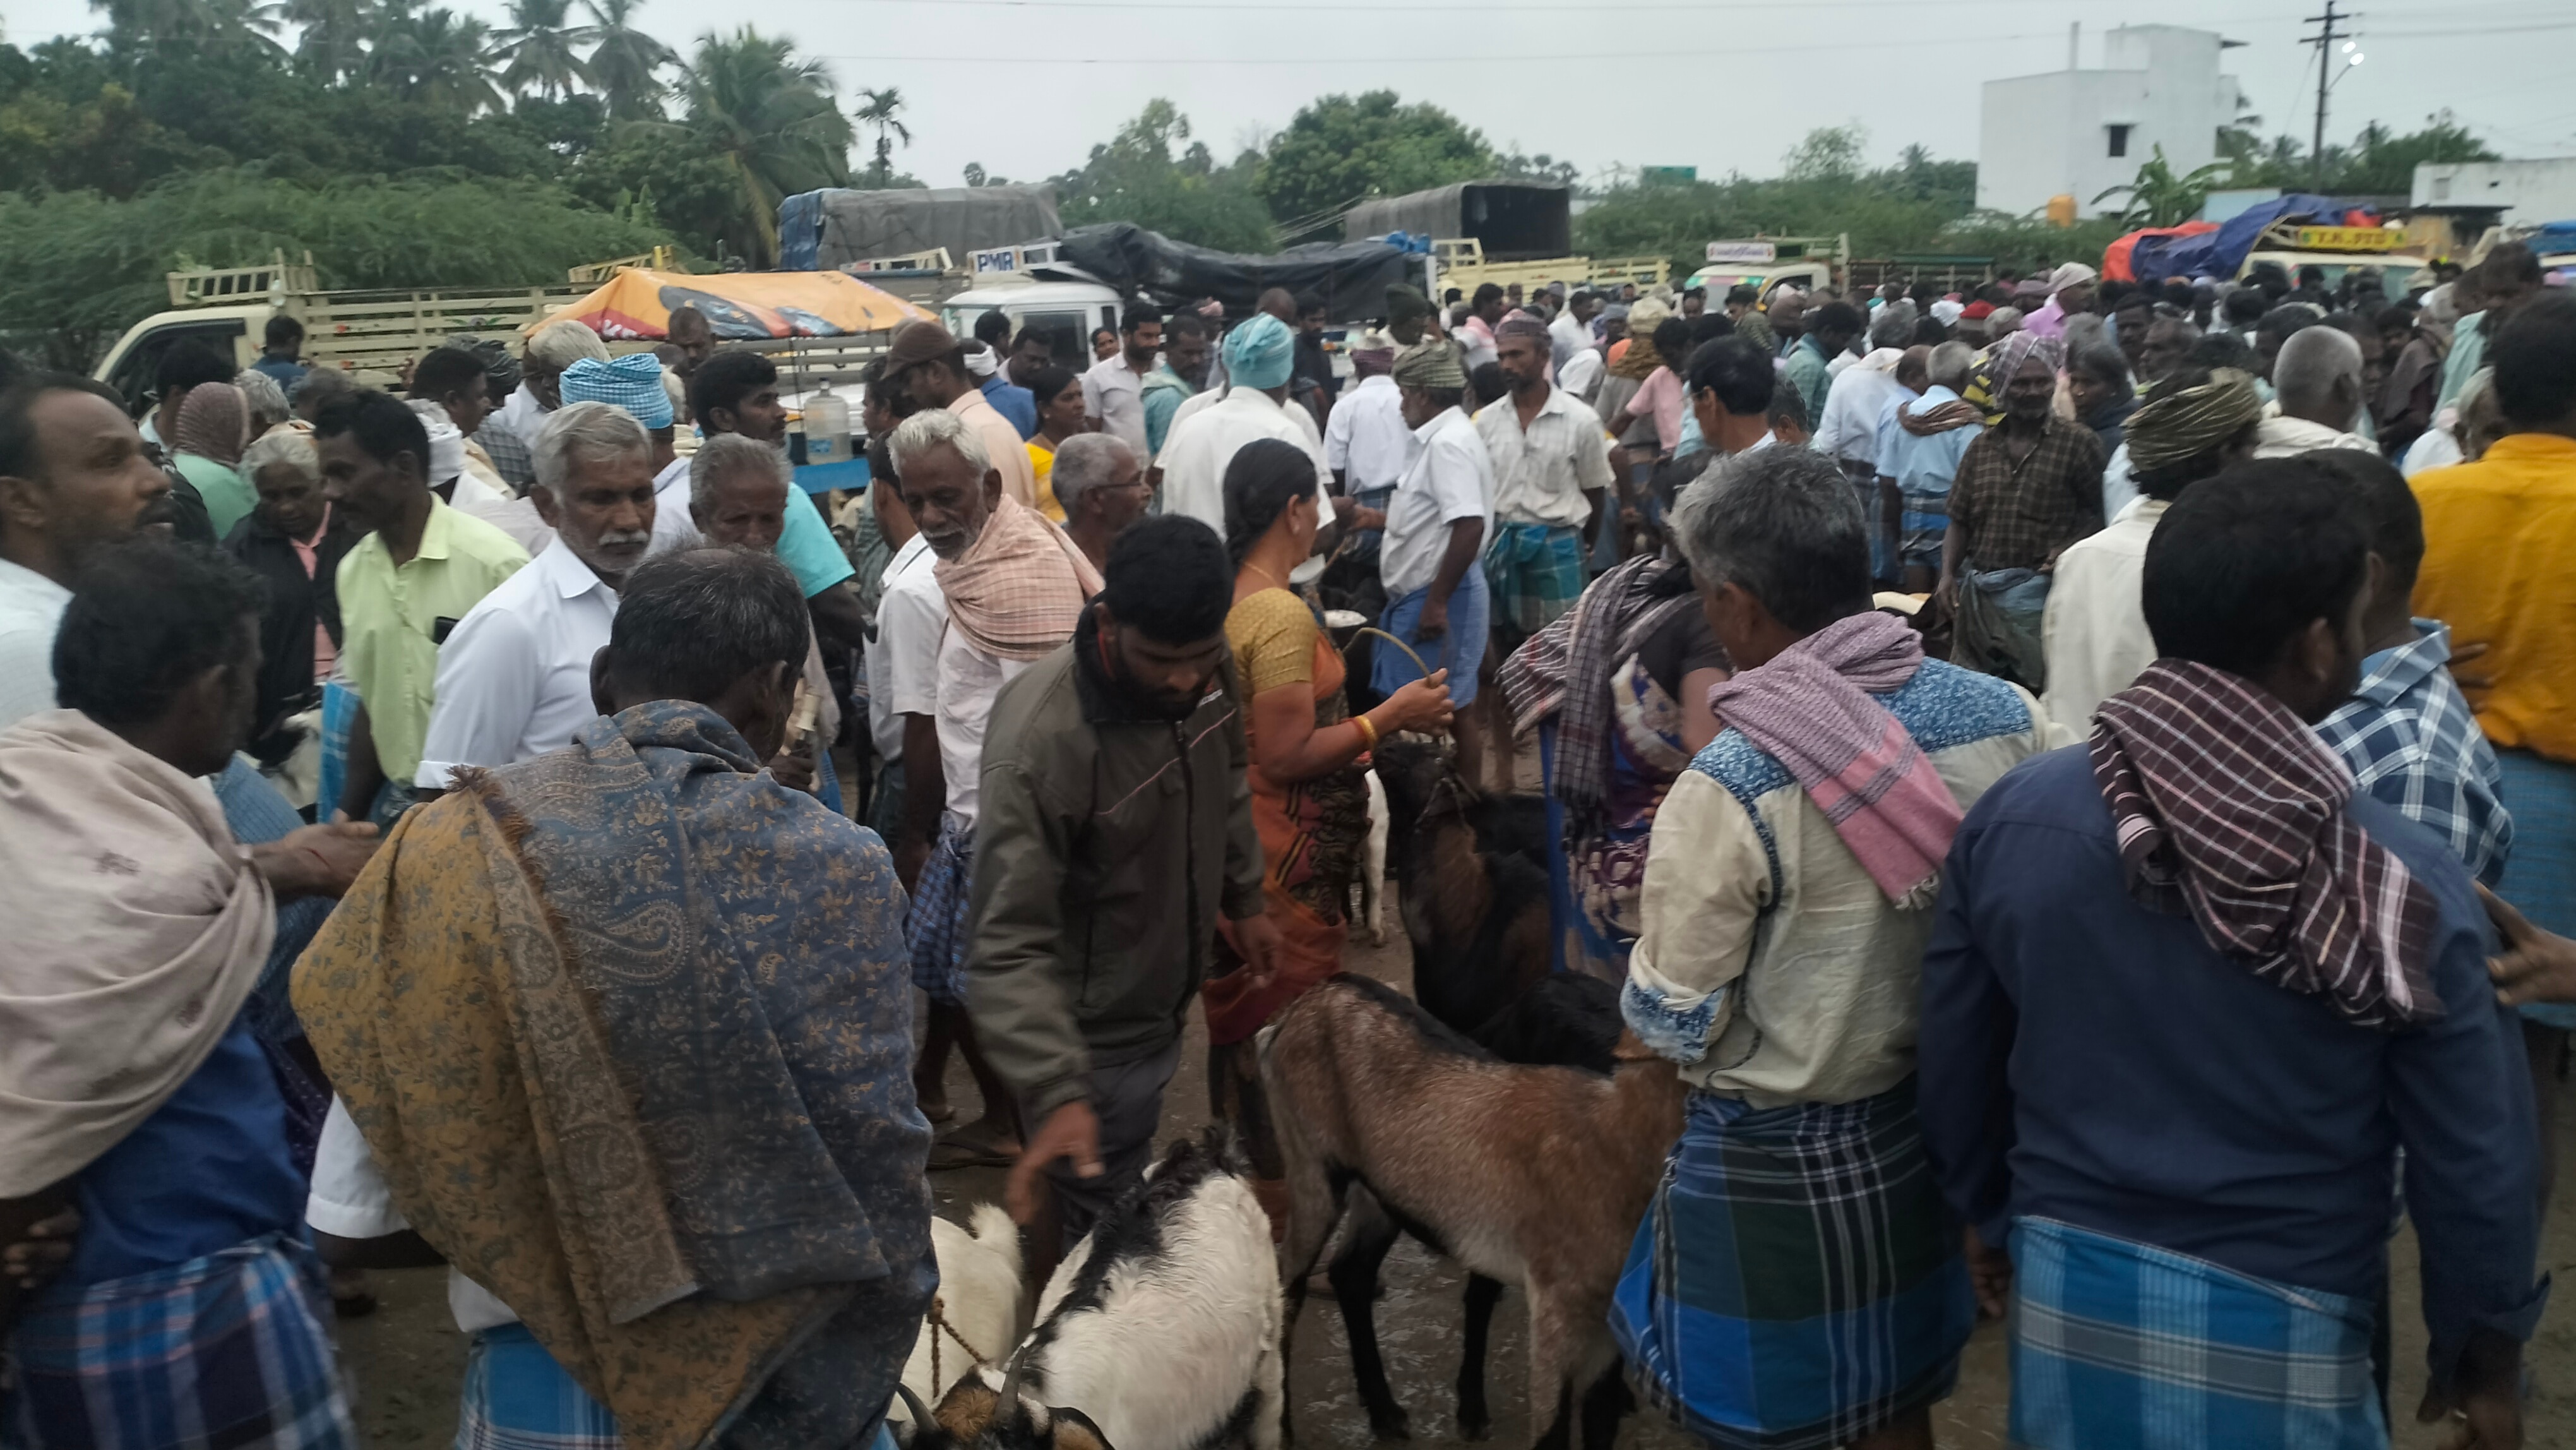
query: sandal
[{"left": 926, "top": 1128, "right": 1019, "bottom": 1171}]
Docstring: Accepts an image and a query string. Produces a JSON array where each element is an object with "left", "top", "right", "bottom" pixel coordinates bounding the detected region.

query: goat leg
[
  {"left": 1455, "top": 1273, "right": 1503, "bottom": 1441},
  {"left": 1523, "top": 1290, "right": 1583, "bottom": 1450},
  {"left": 1576, "top": 1362, "right": 1633, "bottom": 1450},
  {"left": 1328, "top": 1193, "right": 1414, "bottom": 1441}
]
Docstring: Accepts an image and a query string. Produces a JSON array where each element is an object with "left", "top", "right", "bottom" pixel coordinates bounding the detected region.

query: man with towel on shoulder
[{"left": 3, "top": 538, "right": 378, "bottom": 1449}]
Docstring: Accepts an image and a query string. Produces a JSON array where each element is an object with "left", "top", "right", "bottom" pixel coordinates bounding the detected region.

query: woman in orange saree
[{"left": 1203, "top": 440, "right": 1454, "bottom": 1223}]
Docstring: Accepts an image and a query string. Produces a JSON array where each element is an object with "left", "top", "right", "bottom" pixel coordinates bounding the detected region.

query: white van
[{"left": 939, "top": 280, "right": 1126, "bottom": 373}]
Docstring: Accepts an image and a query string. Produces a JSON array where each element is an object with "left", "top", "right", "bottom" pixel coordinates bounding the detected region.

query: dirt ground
[{"left": 331, "top": 882, "right": 2576, "bottom": 1448}]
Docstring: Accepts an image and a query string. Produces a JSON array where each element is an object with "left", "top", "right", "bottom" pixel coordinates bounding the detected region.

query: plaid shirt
[
  {"left": 2313, "top": 620, "right": 2513, "bottom": 888},
  {"left": 473, "top": 418, "right": 535, "bottom": 490},
  {"left": 1948, "top": 414, "right": 2106, "bottom": 572}
]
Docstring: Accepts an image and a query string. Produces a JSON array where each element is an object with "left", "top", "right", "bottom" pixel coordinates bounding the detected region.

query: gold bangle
[{"left": 1354, "top": 714, "right": 1380, "bottom": 752}]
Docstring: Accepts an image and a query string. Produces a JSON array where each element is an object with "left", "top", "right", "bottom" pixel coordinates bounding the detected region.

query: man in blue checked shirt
[{"left": 2305, "top": 450, "right": 2513, "bottom": 887}]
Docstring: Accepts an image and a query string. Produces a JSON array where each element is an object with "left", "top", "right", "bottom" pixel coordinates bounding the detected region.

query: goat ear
[
  {"left": 1611, "top": 1026, "right": 1658, "bottom": 1064},
  {"left": 1047, "top": 1406, "right": 1116, "bottom": 1450}
]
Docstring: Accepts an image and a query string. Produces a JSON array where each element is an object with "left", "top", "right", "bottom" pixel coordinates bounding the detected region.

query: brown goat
[{"left": 1258, "top": 974, "right": 1687, "bottom": 1450}]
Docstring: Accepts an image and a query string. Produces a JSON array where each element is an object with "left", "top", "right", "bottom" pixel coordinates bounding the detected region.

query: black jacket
[{"left": 222, "top": 507, "right": 359, "bottom": 764}]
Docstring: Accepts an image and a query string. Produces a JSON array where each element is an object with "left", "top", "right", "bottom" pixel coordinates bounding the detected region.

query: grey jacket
[{"left": 965, "top": 607, "right": 1265, "bottom": 1120}]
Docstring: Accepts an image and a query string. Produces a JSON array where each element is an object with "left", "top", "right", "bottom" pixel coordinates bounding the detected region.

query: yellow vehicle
[
  {"left": 2239, "top": 223, "right": 2432, "bottom": 293},
  {"left": 1430, "top": 238, "right": 1669, "bottom": 303}
]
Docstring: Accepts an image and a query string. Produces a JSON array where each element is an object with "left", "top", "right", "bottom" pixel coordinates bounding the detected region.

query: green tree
[
  {"left": 495, "top": 0, "right": 593, "bottom": 101},
  {"left": 2095, "top": 145, "right": 2231, "bottom": 227},
  {"left": 1052, "top": 99, "right": 1273, "bottom": 253},
  {"left": 0, "top": 168, "right": 669, "bottom": 367},
  {"left": 1255, "top": 90, "right": 1491, "bottom": 238},
  {"left": 668, "top": 28, "right": 851, "bottom": 266},
  {"left": 284, "top": 0, "right": 370, "bottom": 82},
  {"left": 1782, "top": 124, "right": 1864, "bottom": 182},
  {"left": 852, "top": 85, "right": 909, "bottom": 187},
  {"left": 359, "top": 5, "right": 506, "bottom": 115},
  {"left": 581, "top": 0, "right": 674, "bottom": 119}
]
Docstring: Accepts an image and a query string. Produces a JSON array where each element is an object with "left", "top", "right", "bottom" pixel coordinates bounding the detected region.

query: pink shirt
[
  {"left": 289, "top": 503, "right": 337, "bottom": 683},
  {"left": 1625, "top": 367, "right": 1686, "bottom": 455}
]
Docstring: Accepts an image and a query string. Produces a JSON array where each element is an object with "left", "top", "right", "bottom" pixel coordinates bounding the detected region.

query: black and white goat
[
  {"left": 902, "top": 1129, "right": 1283, "bottom": 1450},
  {"left": 888, "top": 1204, "right": 1025, "bottom": 1436}
]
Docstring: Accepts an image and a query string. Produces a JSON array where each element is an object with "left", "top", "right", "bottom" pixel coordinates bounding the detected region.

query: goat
[
  {"left": 888, "top": 1204, "right": 1025, "bottom": 1437},
  {"left": 1260, "top": 974, "right": 1686, "bottom": 1450},
  {"left": 1369, "top": 740, "right": 1550, "bottom": 1036},
  {"left": 903, "top": 1128, "right": 1282, "bottom": 1450},
  {"left": 1355, "top": 769, "right": 1390, "bottom": 948}
]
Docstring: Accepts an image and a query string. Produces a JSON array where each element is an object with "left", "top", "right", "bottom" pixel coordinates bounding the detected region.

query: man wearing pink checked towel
[{"left": 1611, "top": 445, "right": 2063, "bottom": 1450}]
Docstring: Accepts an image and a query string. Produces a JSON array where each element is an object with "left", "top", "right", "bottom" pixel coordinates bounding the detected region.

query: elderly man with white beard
[{"left": 412, "top": 400, "right": 658, "bottom": 791}]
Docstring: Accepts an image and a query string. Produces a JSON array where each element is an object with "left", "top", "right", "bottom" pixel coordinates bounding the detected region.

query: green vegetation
[{"left": 0, "top": 0, "right": 2514, "bottom": 374}]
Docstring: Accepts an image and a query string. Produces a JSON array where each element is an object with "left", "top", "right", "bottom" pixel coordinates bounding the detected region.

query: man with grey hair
[
  {"left": 498, "top": 317, "right": 611, "bottom": 453},
  {"left": 688, "top": 431, "right": 840, "bottom": 800},
  {"left": 1614, "top": 444, "right": 2055, "bottom": 1450},
  {"left": 1874, "top": 339, "right": 1984, "bottom": 592},
  {"left": 1815, "top": 313, "right": 1924, "bottom": 580},
  {"left": 888, "top": 405, "right": 1097, "bottom": 1168},
  {"left": 1052, "top": 432, "right": 1147, "bottom": 573},
  {"left": 2253, "top": 325, "right": 2375, "bottom": 458},
  {"left": 413, "top": 400, "right": 654, "bottom": 791}
]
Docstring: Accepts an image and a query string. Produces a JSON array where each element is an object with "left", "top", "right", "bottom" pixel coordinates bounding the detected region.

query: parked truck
[{"left": 90, "top": 250, "right": 919, "bottom": 410}]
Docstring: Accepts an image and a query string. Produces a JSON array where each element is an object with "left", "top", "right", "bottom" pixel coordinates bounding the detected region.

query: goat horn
[
  {"left": 994, "top": 1341, "right": 1032, "bottom": 1415},
  {"left": 893, "top": 1382, "right": 935, "bottom": 1433}
]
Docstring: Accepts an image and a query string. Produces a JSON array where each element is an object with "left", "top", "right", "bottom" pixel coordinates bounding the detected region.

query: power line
[{"left": 816, "top": 18, "right": 2571, "bottom": 64}]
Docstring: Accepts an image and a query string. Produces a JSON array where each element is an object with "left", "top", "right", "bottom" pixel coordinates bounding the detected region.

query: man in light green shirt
[
  {"left": 2438, "top": 243, "right": 2544, "bottom": 414},
  {"left": 317, "top": 389, "right": 527, "bottom": 823}
]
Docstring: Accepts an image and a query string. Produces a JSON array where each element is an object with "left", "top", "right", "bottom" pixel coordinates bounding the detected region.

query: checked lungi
[
  {"left": 905, "top": 817, "right": 975, "bottom": 1005},
  {"left": 1484, "top": 520, "right": 1588, "bottom": 646},
  {"left": 1611, "top": 1080, "right": 1973, "bottom": 1450},
  {"left": 2007, "top": 1216, "right": 2383, "bottom": 1450},
  {"left": 4, "top": 1235, "right": 354, "bottom": 1450},
  {"left": 455, "top": 1325, "right": 621, "bottom": 1450}
]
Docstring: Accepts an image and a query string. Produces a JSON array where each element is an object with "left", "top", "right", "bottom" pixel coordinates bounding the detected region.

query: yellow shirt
[
  {"left": 334, "top": 497, "right": 529, "bottom": 783},
  {"left": 2412, "top": 433, "right": 2576, "bottom": 760}
]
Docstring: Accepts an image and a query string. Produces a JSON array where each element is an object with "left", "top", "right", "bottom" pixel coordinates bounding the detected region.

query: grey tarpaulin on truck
[
  {"left": 779, "top": 186, "right": 1063, "bottom": 271},
  {"left": 1341, "top": 182, "right": 1572, "bottom": 261},
  {"left": 1048, "top": 224, "right": 1415, "bottom": 322}
]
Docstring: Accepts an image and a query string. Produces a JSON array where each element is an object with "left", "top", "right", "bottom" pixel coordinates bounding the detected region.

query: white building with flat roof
[
  {"left": 1979, "top": 25, "right": 2248, "bottom": 220},
  {"left": 2413, "top": 160, "right": 2576, "bottom": 225}
]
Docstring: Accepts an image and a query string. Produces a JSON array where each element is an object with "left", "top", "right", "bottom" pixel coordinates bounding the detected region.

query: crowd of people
[{"left": 0, "top": 230, "right": 2571, "bottom": 1450}]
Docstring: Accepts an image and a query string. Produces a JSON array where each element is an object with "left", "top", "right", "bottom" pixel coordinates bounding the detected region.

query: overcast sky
[{"left": 4, "top": 0, "right": 2568, "bottom": 198}]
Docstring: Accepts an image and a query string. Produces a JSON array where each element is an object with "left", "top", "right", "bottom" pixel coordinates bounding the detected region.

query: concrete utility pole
[{"left": 2301, "top": 1, "right": 2354, "bottom": 190}]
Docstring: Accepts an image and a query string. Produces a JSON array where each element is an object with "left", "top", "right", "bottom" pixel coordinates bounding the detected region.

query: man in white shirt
[
  {"left": 1549, "top": 289, "right": 1599, "bottom": 371},
  {"left": 866, "top": 470, "right": 945, "bottom": 849},
  {"left": 1815, "top": 340, "right": 1919, "bottom": 585},
  {"left": 559, "top": 352, "right": 698, "bottom": 555},
  {"left": 2040, "top": 367, "right": 2263, "bottom": 733},
  {"left": 0, "top": 373, "right": 177, "bottom": 731},
  {"left": 1377, "top": 340, "right": 1496, "bottom": 779},
  {"left": 2252, "top": 326, "right": 2378, "bottom": 458},
  {"left": 1155, "top": 313, "right": 1337, "bottom": 581},
  {"left": 1477, "top": 316, "right": 1612, "bottom": 649},
  {"left": 1082, "top": 304, "right": 1161, "bottom": 459},
  {"left": 413, "top": 402, "right": 653, "bottom": 790},
  {"left": 889, "top": 407, "right": 1094, "bottom": 1161},
  {"left": 500, "top": 317, "right": 609, "bottom": 453}
]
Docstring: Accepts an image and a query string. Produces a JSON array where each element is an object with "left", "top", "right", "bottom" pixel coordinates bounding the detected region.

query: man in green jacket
[{"left": 969, "top": 515, "right": 1278, "bottom": 1263}]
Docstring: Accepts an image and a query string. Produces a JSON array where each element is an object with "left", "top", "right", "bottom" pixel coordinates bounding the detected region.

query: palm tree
[
  {"left": 674, "top": 28, "right": 852, "bottom": 266},
  {"left": 92, "top": 0, "right": 282, "bottom": 50},
  {"left": 853, "top": 85, "right": 910, "bottom": 188},
  {"left": 285, "top": 0, "right": 371, "bottom": 81},
  {"left": 496, "top": 0, "right": 594, "bottom": 100},
  {"left": 583, "top": 0, "right": 676, "bottom": 119},
  {"left": 366, "top": 5, "right": 504, "bottom": 114}
]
